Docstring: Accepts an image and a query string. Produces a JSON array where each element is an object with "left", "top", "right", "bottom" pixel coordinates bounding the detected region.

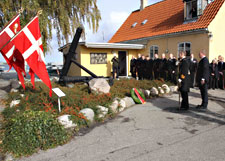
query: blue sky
[{"left": 0, "top": 0, "right": 161, "bottom": 63}]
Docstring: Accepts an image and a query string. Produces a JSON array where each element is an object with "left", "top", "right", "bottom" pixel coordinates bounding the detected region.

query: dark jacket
[
  {"left": 218, "top": 61, "right": 225, "bottom": 72},
  {"left": 153, "top": 58, "right": 161, "bottom": 72},
  {"left": 167, "top": 58, "right": 177, "bottom": 71},
  {"left": 179, "top": 58, "right": 190, "bottom": 92},
  {"left": 189, "top": 58, "right": 198, "bottom": 72},
  {"left": 196, "top": 57, "right": 210, "bottom": 84},
  {"left": 111, "top": 57, "right": 119, "bottom": 68},
  {"left": 209, "top": 63, "right": 219, "bottom": 79}
]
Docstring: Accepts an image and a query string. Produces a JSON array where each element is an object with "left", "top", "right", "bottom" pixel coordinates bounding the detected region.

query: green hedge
[{"left": 1, "top": 110, "right": 71, "bottom": 157}]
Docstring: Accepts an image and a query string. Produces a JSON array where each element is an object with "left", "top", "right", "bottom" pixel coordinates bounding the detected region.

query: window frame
[
  {"left": 150, "top": 45, "right": 159, "bottom": 59},
  {"left": 177, "top": 42, "right": 192, "bottom": 57}
]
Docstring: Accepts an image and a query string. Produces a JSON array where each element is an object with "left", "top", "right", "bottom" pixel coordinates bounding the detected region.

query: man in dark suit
[
  {"left": 178, "top": 51, "right": 190, "bottom": 110},
  {"left": 136, "top": 53, "right": 142, "bottom": 80},
  {"left": 167, "top": 53, "right": 178, "bottom": 84},
  {"left": 146, "top": 56, "right": 153, "bottom": 80},
  {"left": 160, "top": 53, "right": 168, "bottom": 81},
  {"left": 218, "top": 55, "right": 225, "bottom": 90},
  {"left": 209, "top": 59, "right": 219, "bottom": 89},
  {"left": 189, "top": 53, "right": 198, "bottom": 88},
  {"left": 130, "top": 56, "right": 136, "bottom": 78},
  {"left": 196, "top": 50, "right": 210, "bottom": 110},
  {"left": 153, "top": 54, "right": 161, "bottom": 80}
]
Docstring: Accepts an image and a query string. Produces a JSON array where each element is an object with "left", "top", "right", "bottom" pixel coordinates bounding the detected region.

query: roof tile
[{"left": 109, "top": 0, "right": 225, "bottom": 43}]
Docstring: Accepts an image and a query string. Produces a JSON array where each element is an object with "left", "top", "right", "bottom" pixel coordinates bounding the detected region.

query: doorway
[{"left": 118, "top": 51, "right": 127, "bottom": 76}]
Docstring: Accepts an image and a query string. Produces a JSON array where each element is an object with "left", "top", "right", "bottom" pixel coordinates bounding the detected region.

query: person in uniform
[
  {"left": 111, "top": 54, "right": 119, "bottom": 79},
  {"left": 189, "top": 53, "right": 198, "bottom": 88},
  {"left": 140, "top": 55, "right": 146, "bottom": 80},
  {"left": 167, "top": 53, "right": 177, "bottom": 84},
  {"left": 130, "top": 56, "right": 137, "bottom": 78},
  {"left": 136, "top": 53, "right": 142, "bottom": 80},
  {"left": 196, "top": 50, "right": 210, "bottom": 110},
  {"left": 178, "top": 51, "right": 190, "bottom": 110},
  {"left": 218, "top": 55, "right": 225, "bottom": 90},
  {"left": 146, "top": 56, "right": 153, "bottom": 80},
  {"left": 160, "top": 53, "right": 167, "bottom": 81},
  {"left": 209, "top": 59, "right": 219, "bottom": 90},
  {"left": 153, "top": 54, "right": 161, "bottom": 80}
]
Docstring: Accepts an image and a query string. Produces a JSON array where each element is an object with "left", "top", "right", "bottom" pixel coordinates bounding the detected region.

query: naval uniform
[{"left": 178, "top": 58, "right": 191, "bottom": 110}]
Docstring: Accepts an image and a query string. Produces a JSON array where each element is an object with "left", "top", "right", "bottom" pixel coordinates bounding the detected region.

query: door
[{"left": 118, "top": 51, "right": 127, "bottom": 76}]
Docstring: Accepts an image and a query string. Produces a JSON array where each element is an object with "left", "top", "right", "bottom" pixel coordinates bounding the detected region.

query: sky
[{"left": 0, "top": 0, "right": 161, "bottom": 63}]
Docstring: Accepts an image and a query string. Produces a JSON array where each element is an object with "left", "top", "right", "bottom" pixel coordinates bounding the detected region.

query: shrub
[{"left": 1, "top": 110, "right": 71, "bottom": 157}]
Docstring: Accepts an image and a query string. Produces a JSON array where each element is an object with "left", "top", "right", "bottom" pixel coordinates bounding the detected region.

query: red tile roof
[{"left": 109, "top": 0, "right": 225, "bottom": 43}]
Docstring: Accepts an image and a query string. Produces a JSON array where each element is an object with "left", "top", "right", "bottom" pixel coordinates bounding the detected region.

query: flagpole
[{"left": 0, "top": 10, "right": 42, "bottom": 51}]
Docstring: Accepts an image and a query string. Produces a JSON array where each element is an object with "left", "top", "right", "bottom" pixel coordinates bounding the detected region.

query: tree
[{"left": 0, "top": 0, "right": 101, "bottom": 52}]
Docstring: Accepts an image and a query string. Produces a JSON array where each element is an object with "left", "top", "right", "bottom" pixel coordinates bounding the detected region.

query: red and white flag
[
  {"left": 12, "top": 16, "right": 52, "bottom": 96},
  {"left": 0, "top": 14, "right": 26, "bottom": 89}
]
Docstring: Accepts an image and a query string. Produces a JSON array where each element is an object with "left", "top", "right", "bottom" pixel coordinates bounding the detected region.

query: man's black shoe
[
  {"left": 178, "top": 107, "right": 189, "bottom": 111},
  {"left": 196, "top": 105, "right": 207, "bottom": 110}
]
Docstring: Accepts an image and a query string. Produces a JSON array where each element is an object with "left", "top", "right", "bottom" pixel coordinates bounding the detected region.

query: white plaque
[{"left": 52, "top": 88, "right": 66, "bottom": 98}]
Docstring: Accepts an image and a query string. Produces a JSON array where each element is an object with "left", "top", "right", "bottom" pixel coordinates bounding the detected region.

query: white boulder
[
  {"left": 57, "top": 115, "right": 77, "bottom": 129},
  {"left": 109, "top": 99, "right": 119, "bottom": 113},
  {"left": 144, "top": 90, "right": 151, "bottom": 98},
  {"left": 162, "top": 84, "right": 170, "bottom": 94},
  {"left": 79, "top": 108, "right": 95, "bottom": 122},
  {"left": 89, "top": 78, "right": 110, "bottom": 94},
  {"left": 10, "top": 100, "right": 20, "bottom": 108},
  {"left": 0, "top": 89, "right": 8, "bottom": 100},
  {"left": 10, "top": 89, "right": 18, "bottom": 93},
  {"left": 121, "top": 97, "right": 135, "bottom": 107},
  {"left": 150, "top": 87, "right": 159, "bottom": 96},
  {"left": 96, "top": 105, "right": 108, "bottom": 118},
  {"left": 158, "top": 87, "right": 165, "bottom": 94},
  {"left": 118, "top": 99, "right": 126, "bottom": 112},
  {"left": 10, "top": 79, "right": 20, "bottom": 89},
  {"left": 0, "top": 79, "right": 11, "bottom": 92}
]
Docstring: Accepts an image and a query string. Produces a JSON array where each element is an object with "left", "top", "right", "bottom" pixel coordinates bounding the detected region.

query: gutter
[{"left": 120, "top": 28, "right": 209, "bottom": 43}]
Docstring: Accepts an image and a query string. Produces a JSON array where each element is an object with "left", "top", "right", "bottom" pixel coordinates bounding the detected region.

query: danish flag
[
  {"left": 12, "top": 16, "right": 52, "bottom": 96},
  {"left": 0, "top": 14, "right": 26, "bottom": 89}
]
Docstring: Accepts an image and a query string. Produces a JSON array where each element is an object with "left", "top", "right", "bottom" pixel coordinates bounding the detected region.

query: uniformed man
[
  {"left": 218, "top": 55, "right": 225, "bottom": 90},
  {"left": 140, "top": 55, "right": 146, "bottom": 80},
  {"left": 136, "top": 53, "right": 142, "bottom": 80},
  {"left": 153, "top": 54, "right": 161, "bottom": 80},
  {"left": 146, "top": 56, "right": 153, "bottom": 80},
  {"left": 189, "top": 53, "right": 198, "bottom": 88},
  {"left": 160, "top": 53, "right": 167, "bottom": 81},
  {"left": 130, "top": 56, "right": 137, "bottom": 78},
  {"left": 167, "top": 53, "right": 177, "bottom": 84},
  {"left": 178, "top": 51, "right": 190, "bottom": 110}
]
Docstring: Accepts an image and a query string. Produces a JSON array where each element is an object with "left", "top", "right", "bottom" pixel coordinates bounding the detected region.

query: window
[
  {"left": 90, "top": 53, "right": 107, "bottom": 64},
  {"left": 186, "top": 0, "right": 197, "bottom": 20},
  {"left": 185, "top": 0, "right": 208, "bottom": 20},
  {"left": 131, "top": 22, "right": 137, "bottom": 28},
  {"left": 150, "top": 46, "right": 159, "bottom": 59},
  {"left": 178, "top": 42, "right": 191, "bottom": 56},
  {"left": 141, "top": 19, "right": 148, "bottom": 25}
]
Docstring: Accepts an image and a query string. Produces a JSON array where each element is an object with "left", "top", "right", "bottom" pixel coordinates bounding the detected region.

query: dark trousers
[
  {"left": 218, "top": 73, "right": 224, "bottom": 89},
  {"left": 199, "top": 83, "right": 208, "bottom": 108},
  {"left": 190, "top": 71, "right": 195, "bottom": 87},
  {"left": 181, "top": 91, "right": 189, "bottom": 109},
  {"left": 113, "top": 67, "right": 119, "bottom": 79},
  {"left": 154, "top": 71, "right": 160, "bottom": 80},
  {"left": 210, "top": 76, "right": 218, "bottom": 89}
]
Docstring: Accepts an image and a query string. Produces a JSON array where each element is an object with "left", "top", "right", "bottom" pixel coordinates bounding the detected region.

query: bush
[{"left": 1, "top": 110, "right": 71, "bottom": 157}]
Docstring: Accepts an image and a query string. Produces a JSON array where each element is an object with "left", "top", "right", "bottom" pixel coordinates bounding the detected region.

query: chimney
[{"left": 140, "top": 0, "right": 148, "bottom": 10}]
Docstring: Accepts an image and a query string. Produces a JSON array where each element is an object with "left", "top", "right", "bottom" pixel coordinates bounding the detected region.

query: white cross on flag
[
  {"left": 12, "top": 16, "right": 52, "bottom": 96},
  {"left": 0, "top": 14, "right": 26, "bottom": 89}
]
